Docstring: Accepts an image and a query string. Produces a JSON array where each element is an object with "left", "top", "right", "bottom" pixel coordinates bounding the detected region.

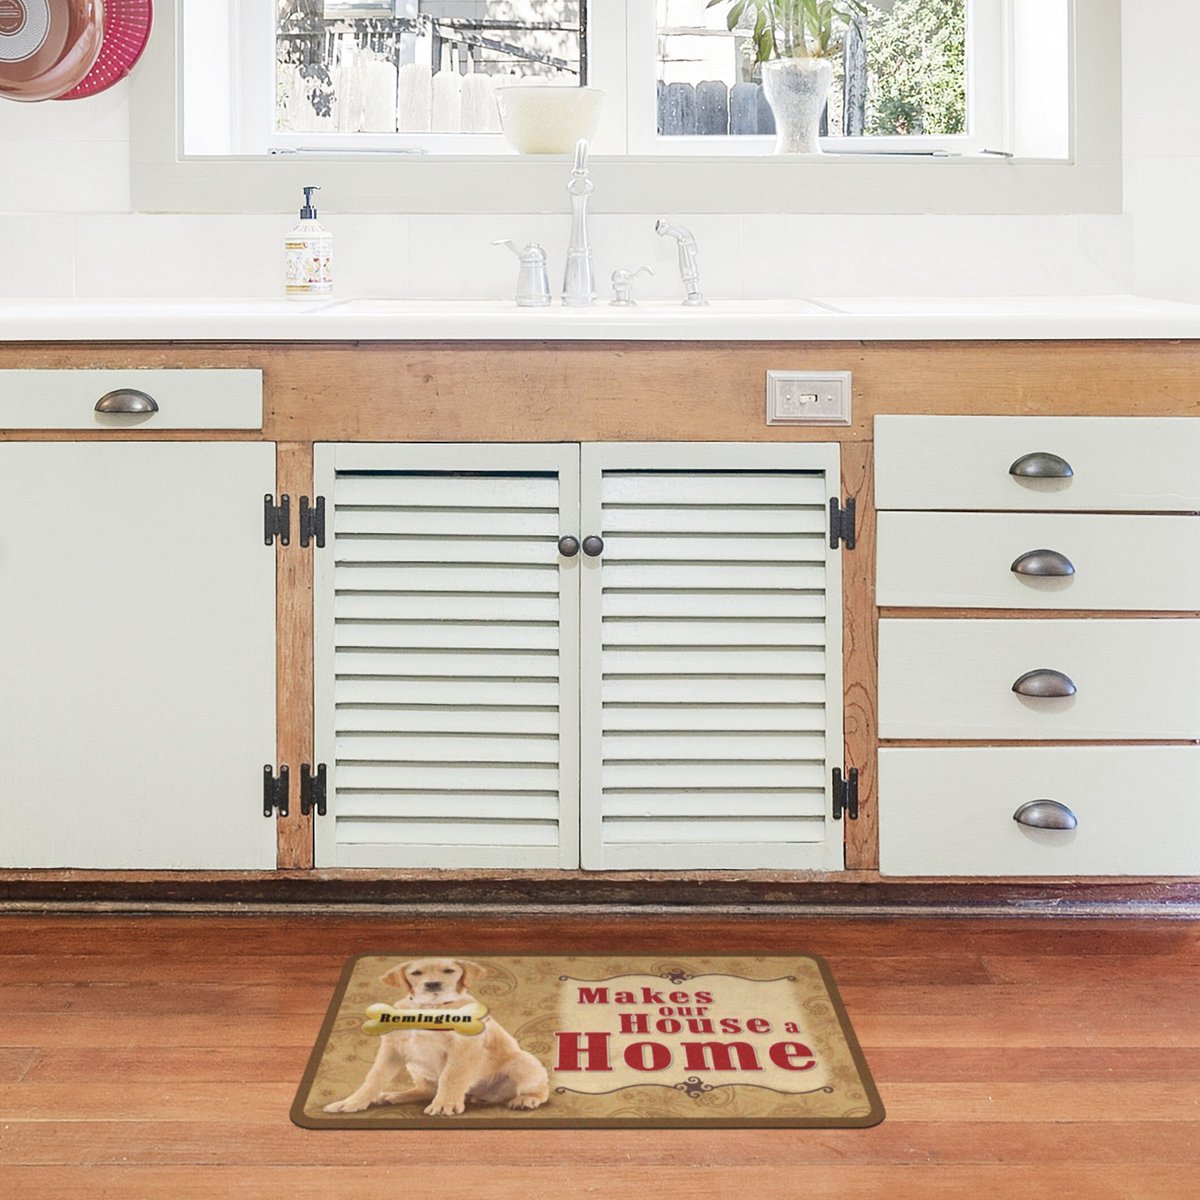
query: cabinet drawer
[
  {"left": 875, "top": 416, "right": 1200, "bottom": 512},
  {"left": 0, "top": 370, "right": 263, "bottom": 430},
  {"left": 877, "top": 512, "right": 1200, "bottom": 611},
  {"left": 878, "top": 747, "right": 1200, "bottom": 876},
  {"left": 879, "top": 619, "right": 1200, "bottom": 740}
]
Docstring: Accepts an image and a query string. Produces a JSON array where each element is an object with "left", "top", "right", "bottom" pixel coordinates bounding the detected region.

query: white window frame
[{"left": 131, "top": 0, "right": 1121, "bottom": 215}]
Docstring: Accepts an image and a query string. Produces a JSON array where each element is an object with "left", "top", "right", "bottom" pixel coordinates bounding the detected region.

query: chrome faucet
[
  {"left": 563, "top": 139, "right": 596, "bottom": 306},
  {"left": 656, "top": 220, "right": 708, "bottom": 307}
]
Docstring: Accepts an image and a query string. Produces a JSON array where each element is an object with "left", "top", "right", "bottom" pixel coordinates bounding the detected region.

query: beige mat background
[{"left": 293, "top": 953, "right": 884, "bottom": 1129}]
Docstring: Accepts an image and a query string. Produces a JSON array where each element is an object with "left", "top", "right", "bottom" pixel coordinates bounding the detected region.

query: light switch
[{"left": 766, "top": 371, "right": 852, "bottom": 425}]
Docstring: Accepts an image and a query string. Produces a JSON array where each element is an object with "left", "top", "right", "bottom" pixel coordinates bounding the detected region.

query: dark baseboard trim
[
  {"left": 1, "top": 870, "right": 1198, "bottom": 912},
  {"left": 3, "top": 899, "right": 1199, "bottom": 919}
]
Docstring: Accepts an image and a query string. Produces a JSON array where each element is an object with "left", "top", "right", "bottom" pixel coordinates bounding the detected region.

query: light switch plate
[{"left": 766, "top": 371, "right": 853, "bottom": 426}]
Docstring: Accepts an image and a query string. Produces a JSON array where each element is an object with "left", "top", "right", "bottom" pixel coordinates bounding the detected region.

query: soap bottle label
[{"left": 286, "top": 238, "right": 333, "bottom": 295}]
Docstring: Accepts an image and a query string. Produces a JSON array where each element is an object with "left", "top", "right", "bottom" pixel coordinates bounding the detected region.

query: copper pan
[{"left": 0, "top": 0, "right": 104, "bottom": 102}]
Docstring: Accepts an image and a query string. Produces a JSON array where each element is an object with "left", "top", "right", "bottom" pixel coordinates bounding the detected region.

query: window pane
[
  {"left": 655, "top": 0, "right": 967, "bottom": 139},
  {"left": 276, "top": 1, "right": 586, "bottom": 135}
]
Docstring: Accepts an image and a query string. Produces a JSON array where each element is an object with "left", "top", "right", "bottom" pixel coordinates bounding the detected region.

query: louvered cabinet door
[
  {"left": 313, "top": 444, "right": 580, "bottom": 868},
  {"left": 579, "top": 444, "right": 845, "bottom": 871}
]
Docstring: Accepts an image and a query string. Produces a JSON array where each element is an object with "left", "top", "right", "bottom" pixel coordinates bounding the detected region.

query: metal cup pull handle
[
  {"left": 1011, "top": 549, "right": 1075, "bottom": 577},
  {"left": 558, "top": 536, "right": 581, "bottom": 558},
  {"left": 1009, "top": 452, "right": 1073, "bottom": 479},
  {"left": 1013, "top": 800, "right": 1078, "bottom": 831},
  {"left": 95, "top": 388, "right": 159, "bottom": 415},
  {"left": 1012, "top": 669, "right": 1077, "bottom": 698}
]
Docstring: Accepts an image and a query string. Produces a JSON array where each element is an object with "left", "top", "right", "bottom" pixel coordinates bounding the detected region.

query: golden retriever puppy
[{"left": 323, "top": 957, "right": 550, "bottom": 1117}]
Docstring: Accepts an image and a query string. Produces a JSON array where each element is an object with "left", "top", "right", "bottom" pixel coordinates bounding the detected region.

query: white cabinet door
[
  {"left": 313, "top": 444, "right": 580, "bottom": 869},
  {"left": 0, "top": 442, "right": 277, "bottom": 869},
  {"left": 579, "top": 443, "right": 845, "bottom": 871}
]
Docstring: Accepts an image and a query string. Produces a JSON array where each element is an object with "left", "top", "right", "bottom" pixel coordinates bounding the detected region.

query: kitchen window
[
  {"left": 216, "top": 1, "right": 1052, "bottom": 159},
  {"left": 132, "top": 0, "right": 1120, "bottom": 214}
]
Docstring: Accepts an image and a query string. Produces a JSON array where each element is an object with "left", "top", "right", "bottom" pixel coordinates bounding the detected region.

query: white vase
[{"left": 761, "top": 57, "right": 833, "bottom": 155}]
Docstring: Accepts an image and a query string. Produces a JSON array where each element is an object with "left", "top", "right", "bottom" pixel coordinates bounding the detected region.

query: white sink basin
[{"left": 308, "top": 297, "right": 838, "bottom": 317}]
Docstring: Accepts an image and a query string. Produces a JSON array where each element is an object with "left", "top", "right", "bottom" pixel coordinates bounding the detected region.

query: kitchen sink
[{"left": 307, "top": 297, "right": 840, "bottom": 317}]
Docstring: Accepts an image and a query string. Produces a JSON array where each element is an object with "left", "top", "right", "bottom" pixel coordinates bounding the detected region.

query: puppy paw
[
  {"left": 425, "top": 1097, "right": 466, "bottom": 1117},
  {"left": 506, "top": 1094, "right": 547, "bottom": 1110},
  {"left": 323, "top": 1097, "right": 370, "bottom": 1114}
]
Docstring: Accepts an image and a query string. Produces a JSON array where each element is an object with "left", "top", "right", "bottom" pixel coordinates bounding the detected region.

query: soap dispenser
[{"left": 285, "top": 186, "right": 333, "bottom": 298}]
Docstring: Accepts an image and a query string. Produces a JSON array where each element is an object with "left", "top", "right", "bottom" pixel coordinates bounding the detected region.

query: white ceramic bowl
[{"left": 495, "top": 86, "right": 605, "bottom": 154}]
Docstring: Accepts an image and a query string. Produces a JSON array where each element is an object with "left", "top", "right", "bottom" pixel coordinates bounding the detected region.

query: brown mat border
[{"left": 291, "top": 951, "right": 886, "bottom": 1130}]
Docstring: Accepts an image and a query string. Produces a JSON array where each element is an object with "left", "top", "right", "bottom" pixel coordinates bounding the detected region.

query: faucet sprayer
[{"left": 656, "top": 220, "right": 709, "bottom": 307}]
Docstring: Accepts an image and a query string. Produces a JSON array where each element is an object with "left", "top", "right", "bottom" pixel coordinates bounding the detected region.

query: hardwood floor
[{"left": 1, "top": 913, "right": 1197, "bottom": 1198}]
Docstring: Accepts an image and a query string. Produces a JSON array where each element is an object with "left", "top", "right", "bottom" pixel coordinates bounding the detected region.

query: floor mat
[{"left": 293, "top": 953, "right": 884, "bottom": 1129}]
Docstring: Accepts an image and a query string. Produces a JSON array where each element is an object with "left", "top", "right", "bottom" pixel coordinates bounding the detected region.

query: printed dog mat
[{"left": 293, "top": 953, "right": 884, "bottom": 1129}]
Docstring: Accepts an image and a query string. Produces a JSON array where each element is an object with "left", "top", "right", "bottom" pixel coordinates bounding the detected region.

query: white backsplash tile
[
  {"left": 0, "top": 217, "right": 76, "bottom": 297},
  {"left": 742, "top": 214, "right": 1134, "bottom": 298},
  {"left": 1127, "top": 155, "right": 1200, "bottom": 304},
  {"left": 322, "top": 214, "right": 411, "bottom": 299},
  {"left": 74, "top": 215, "right": 283, "bottom": 298}
]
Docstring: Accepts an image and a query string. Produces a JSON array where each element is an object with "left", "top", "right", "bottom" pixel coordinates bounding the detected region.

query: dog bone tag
[{"left": 361, "top": 1000, "right": 489, "bottom": 1037}]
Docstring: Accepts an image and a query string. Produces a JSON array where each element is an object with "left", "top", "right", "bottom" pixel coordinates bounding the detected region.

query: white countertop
[{"left": 4, "top": 295, "right": 1200, "bottom": 342}]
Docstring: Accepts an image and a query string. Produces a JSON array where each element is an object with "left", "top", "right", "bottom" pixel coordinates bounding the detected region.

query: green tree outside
[{"left": 865, "top": 0, "right": 966, "bottom": 135}]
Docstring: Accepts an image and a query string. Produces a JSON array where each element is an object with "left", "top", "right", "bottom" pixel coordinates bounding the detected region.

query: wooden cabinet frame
[{"left": 1, "top": 339, "right": 1198, "bottom": 906}]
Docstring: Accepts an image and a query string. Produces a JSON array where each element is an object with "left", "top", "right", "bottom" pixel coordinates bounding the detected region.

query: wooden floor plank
[
  {"left": 862, "top": 1046, "right": 1200, "bottom": 1082},
  {"left": 982, "top": 953, "right": 1200, "bottom": 984},
  {"left": 3, "top": 1080, "right": 1197, "bottom": 1125},
  {"left": 0, "top": 914, "right": 1196, "bottom": 1197},
  {"left": 2, "top": 1122, "right": 1199, "bottom": 1168},
  {"left": 0, "top": 951, "right": 997, "bottom": 987},
  {"left": 0, "top": 1047, "right": 37, "bottom": 1083},
  {"left": 0, "top": 1164, "right": 1196, "bottom": 1200}
]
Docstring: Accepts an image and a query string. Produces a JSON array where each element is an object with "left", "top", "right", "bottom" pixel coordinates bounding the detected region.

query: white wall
[
  {"left": 1122, "top": 1, "right": 1200, "bottom": 303},
  {"left": 0, "top": 2, "right": 1190, "bottom": 303}
]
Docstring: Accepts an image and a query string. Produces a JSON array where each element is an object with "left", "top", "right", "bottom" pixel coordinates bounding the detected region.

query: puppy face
[{"left": 381, "top": 958, "right": 489, "bottom": 1007}]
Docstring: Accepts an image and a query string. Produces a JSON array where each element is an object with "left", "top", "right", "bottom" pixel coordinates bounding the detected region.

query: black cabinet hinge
[
  {"left": 300, "top": 496, "right": 326, "bottom": 549},
  {"left": 833, "top": 767, "right": 860, "bottom": 821},
  {"left": 301, "top": 763, "right": 328, "bottom": 817},
  {"left": 264, "top": 494, "right": 291, "bottom": 546},
  {"left": 830, "top": 497, "right": 856, "bottom": 550},
  {"left": 263, "top": 765, "right": 290, "bottom": 818}
]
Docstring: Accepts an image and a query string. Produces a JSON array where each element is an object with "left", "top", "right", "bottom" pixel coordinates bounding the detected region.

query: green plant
[{"left": 707, "top": 0, "right": 867, "bottom": 62}]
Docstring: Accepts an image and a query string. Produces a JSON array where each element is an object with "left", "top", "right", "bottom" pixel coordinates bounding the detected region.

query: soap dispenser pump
[{"left": 285, "top": 186, "right": 333, "bottom": 298}]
